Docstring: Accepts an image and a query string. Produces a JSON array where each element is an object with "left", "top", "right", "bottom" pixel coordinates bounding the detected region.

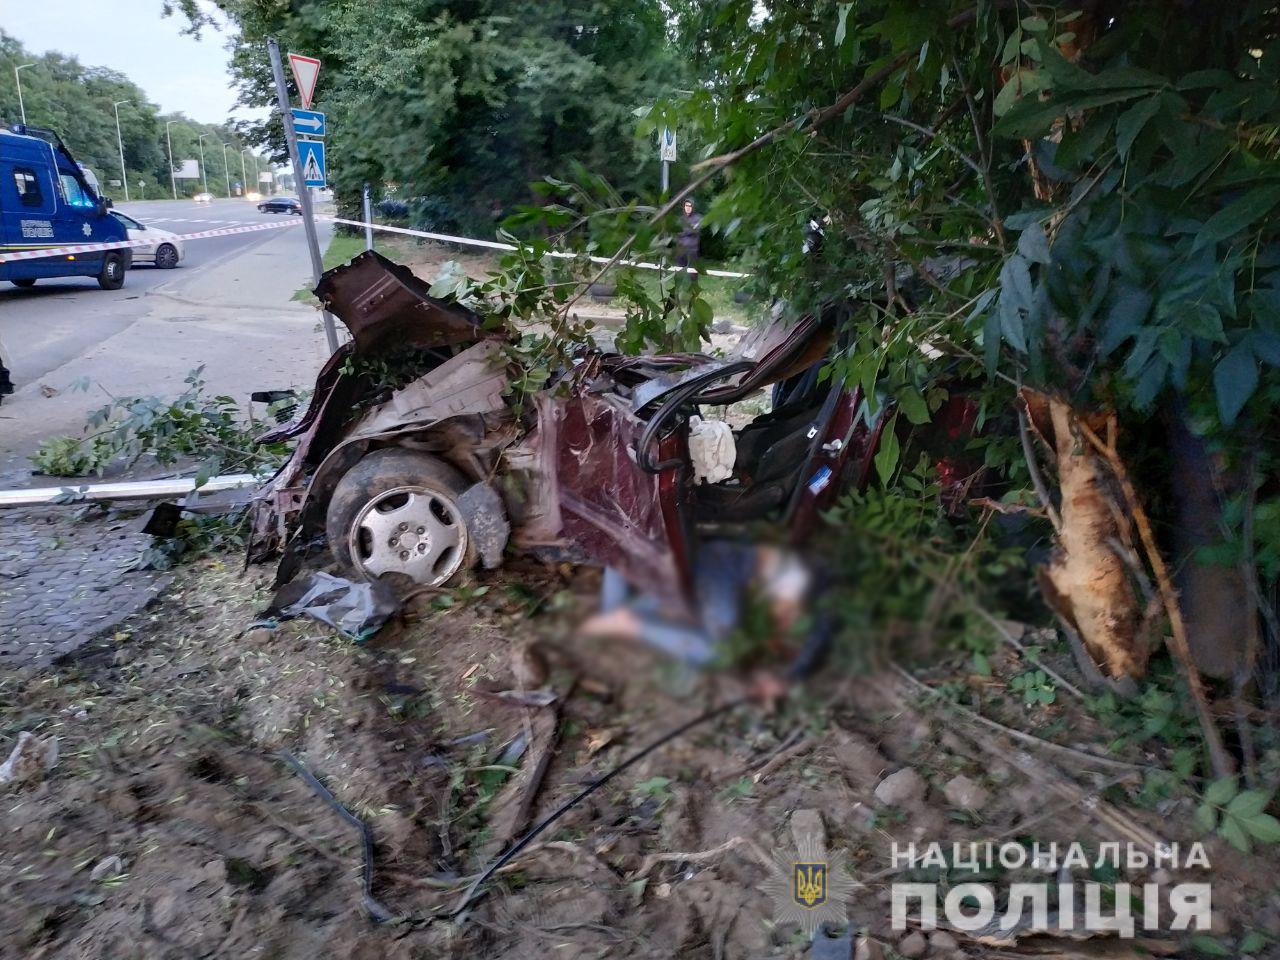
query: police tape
[
  {"left": 0, "top": 218, "right": 304, "bottom": 265},
  {"left": 319, "top": 216, "right": 753, "bottom": 279}
]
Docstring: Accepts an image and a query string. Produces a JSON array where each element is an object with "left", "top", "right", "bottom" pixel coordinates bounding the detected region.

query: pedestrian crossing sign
[{"left": 298, "top": 139, "right": 326, "bottom": 188}]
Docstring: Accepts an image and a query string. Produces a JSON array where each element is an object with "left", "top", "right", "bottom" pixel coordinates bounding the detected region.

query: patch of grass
[{"left": 293, "top": 231, "right": 372, "bottom": 301}]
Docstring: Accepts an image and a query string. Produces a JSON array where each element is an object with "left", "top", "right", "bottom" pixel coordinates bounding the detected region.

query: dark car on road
[{"left": 258, "top": 197, "right": 302, "bottom": 215}]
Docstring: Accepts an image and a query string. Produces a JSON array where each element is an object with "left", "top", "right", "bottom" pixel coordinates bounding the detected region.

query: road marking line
[{"left": 0, "top": 219, "right": 304, "bottom": 264}]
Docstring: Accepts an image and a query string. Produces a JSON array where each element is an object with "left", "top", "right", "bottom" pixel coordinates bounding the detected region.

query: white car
[
  {"left": 110, "top": 212, "right": 185, "bottom": 269},
  {"left": 193, "top": 192, "right": 214, "bottom": 204}
]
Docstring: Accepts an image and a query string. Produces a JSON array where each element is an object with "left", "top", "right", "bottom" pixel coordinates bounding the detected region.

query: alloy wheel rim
[{"left": 348, "top": 485, "right": 467, "bottom": 586}]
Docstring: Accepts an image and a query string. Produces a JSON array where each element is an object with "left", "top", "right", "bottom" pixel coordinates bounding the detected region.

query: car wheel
[
  {"left": 97, "top": 252, "right": 126, "bottom": 290},
  {"left": 155, "top": 244, "right": 179, "bottom": 269},
  {"left": 326, "top": 448, "right": 474, "bottom": 587},
  {"left": 11, "top": 278, "right": 36, "bottom": 288}
]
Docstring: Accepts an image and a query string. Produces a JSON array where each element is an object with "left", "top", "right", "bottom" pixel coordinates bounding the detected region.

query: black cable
[
  {"left": 447, "top": 697, "right": 746, "bottom": 918},
  {"left": 277, "top": 749, "right": 398, "bottom": 923}
]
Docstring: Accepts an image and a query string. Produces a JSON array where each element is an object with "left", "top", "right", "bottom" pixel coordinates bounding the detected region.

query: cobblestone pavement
[{"left": 0, "top": 505, "right": 173, "bottom": 669}]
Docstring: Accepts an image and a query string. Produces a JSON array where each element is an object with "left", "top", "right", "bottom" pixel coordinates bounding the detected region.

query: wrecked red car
[{"left": 250, "top": 251, "right": 888, "bottom": 618}]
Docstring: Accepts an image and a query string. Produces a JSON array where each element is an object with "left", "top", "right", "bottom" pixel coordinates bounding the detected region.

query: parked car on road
[
  {"left": 110, "top": 211, "right": 184, "bottom": 269},
  {"left": 0, "top": 124, "right": 131, "bottom": 290},
  {"left": 258, "top": 197, "right": 301, "bottom": 215},
  {"left": 193, "top": 192, "right": 214, "bottom": 204}
]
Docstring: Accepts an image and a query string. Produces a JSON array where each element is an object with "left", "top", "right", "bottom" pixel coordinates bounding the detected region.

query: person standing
[{"left": 676, "top": 198, "right": 702, "bottom": 269}]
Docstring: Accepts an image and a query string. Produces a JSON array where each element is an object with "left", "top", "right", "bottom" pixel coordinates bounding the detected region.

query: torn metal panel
[
  {"left": 314, "top": 250, "right": 497, "bottom": 355},
  {"left": 346, "top": 340, "right": 509, "bottom": 438}
]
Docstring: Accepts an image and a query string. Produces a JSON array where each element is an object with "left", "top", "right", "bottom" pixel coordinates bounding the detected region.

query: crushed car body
[{"left": 249, "top": 250, "right": 888, "bottom": 626}]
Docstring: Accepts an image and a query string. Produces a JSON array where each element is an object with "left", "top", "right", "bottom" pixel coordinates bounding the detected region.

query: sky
[{"left": 3, "top": 0, "right": 268, "bottom": 125}]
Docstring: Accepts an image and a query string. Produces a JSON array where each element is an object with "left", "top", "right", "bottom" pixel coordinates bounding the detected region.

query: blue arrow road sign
[
  {"left": 298, "top": 139, "right": 326, "bottom": 188},
  {"left": 291, "top": 108, "right": 326, "bottom": 137}
]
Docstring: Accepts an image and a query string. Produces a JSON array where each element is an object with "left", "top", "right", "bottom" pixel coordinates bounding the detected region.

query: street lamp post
[
  {"left": 221, "top": 143, "right": 232, "bottom": 199},
  {"left": 250, "top": 152, "right": 259, "bottom": 191},
  {"left": 164, "top": 120, "right": 180, "bottom": 200},
  {"left": 113, "top": 99, "right": 131, "bottom": 202},
  {"left": 15, "top": 64, "right": 34, "bottom": 125},
  {"left": 196, "top": 133, "right": 210, "bottom": 194},
  {"left": 239, "top": 150, "right": 248, "bottom": 197}
]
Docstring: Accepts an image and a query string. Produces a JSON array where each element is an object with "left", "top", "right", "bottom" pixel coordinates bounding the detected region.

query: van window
[
  {"left": 14, "top": 167, "right": 44, "bottom": 208},
  {"left": 60, "top": 173, "right": 94, "bottom": 208}
]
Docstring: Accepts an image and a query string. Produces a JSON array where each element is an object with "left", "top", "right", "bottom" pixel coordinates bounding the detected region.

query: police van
[{"left": 0, "top": 124, "right": 131, "bottom": 290}]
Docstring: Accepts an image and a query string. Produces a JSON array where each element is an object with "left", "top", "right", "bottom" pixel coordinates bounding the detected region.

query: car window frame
[{"left": 111, "top": 212, "right": 144, "bottom": 231}]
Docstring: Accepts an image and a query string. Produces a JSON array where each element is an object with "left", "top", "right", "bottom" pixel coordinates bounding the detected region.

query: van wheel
[
  {"left": 97, "top": 252, "right": 126, "bottom": 290},
  {"left": 326, "top": 449, "right": 475, "bottom": 587},
  {"left": 155, "top": 244, "right": 179, "bottom": 269},
  {"left": 11, "top": 278, "right": 36, "bottom": 289}
]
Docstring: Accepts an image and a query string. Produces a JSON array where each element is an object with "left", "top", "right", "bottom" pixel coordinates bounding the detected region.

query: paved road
[{"left": 0, "top": 197, "right": 334, "bottom": 485}]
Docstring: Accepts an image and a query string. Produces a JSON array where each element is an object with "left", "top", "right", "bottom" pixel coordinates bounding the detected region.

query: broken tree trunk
[{"left": 1024, "top": 390, "right": 1147, "bottom": 680}]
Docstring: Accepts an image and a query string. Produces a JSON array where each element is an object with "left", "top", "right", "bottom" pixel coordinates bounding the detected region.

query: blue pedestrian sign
[
  {"left": 298, "top": 139, "right": 326, "bottom": 188},
  {"left": 291, "top": 108, "right": 326, "bottom": 137}
]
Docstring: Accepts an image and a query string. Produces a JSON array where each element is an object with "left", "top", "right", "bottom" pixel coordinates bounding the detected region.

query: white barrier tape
[
  {"left": 320, "top": 216, "right": 752, "bottom": 279},
  {"left": 0, "top": 217, "right": 304, "bottom": 265}
]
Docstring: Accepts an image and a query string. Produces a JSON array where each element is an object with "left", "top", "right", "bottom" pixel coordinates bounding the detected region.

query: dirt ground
[{"left": 3, "top": 544, "right": 1279, "bottom": 960}]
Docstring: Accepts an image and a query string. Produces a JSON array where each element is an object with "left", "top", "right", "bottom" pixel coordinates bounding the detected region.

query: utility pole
[
  {"left": 15, "top": 64, "right": 34, "bottom": 126},
  {"left": 239, "top": 150, "right": 248, "bottom": 196},
  {"left": 113, "top": 100, "right": 131, "bottom": 202},
  {"left": 165, "top": 120, "right": 179, "bottom": 199},
  {"left": 197, "top": 134, "right": 210, "bottom": 193},
  {"left": 268, "top": 37, "right": 337, "bottom": 353},
  {"left": 221, "top": 143, "right": 232, "bottom": 199}
]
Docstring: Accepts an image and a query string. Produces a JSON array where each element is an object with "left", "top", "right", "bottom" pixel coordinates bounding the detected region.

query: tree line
[{"left": 1, "top": 29, "right": 268, "bottom": 200}]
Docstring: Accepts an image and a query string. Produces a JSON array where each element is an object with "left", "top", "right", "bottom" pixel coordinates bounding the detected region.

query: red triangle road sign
[{"left": 288, "top": 53, "right": 322, "bottom": 109}]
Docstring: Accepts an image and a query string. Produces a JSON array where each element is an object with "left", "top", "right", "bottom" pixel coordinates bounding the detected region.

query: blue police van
[{"left": 0, "top": 124, "right": 131, "bottom": 290}]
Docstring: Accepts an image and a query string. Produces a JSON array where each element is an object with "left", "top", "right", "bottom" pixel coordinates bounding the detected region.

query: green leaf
[
  {"left": 874, "top": 414, "right": 900, "bottom": 487},
  {"left": 995, "top": 88, "right": 1154, "bottom": 139},
  {"left": 1219, "top": 814, "right": 1252, "bottom": 853},
  {"left": 1204, "top": 776, "right": 1239, "bottom": 806},
  {"left": 972, "top": 651, "right": 991, "bottom": 676},
  {"left": 1100, "top": 286, "right": 1152, "bottom": 356},
  {"left": 898, "top": 387, "right": 930, "bottom": 425},
  {"left": 1193, "top": 183, "right": 1280, "bottom": 252},
  {"left": 1242, "top": 812, "right": 1280, "bottom": 844},
  {"left": 1193, "top": 802, "right": 1217, "bottom": 834},
  {"left": 1189, "top": 935, "right": 1232, "bottom": 957},
  {"left": 1017, "top": 224, "right": 1051, "bottom": 264},
  {"left": 1115, "top": 96, "right": 1160, "bottom": 160},
  {"left": 1240, "top": 932, "right": 1269, "bottom": 953},
  {"left": 1226, "top": 789, "right": 1271, "bottom": 820},
  {"left": 1213, "top": 345, "right": 1258, "bottom": 426}
]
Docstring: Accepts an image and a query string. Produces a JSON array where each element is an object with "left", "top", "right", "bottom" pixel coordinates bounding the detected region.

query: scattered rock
[
  {"left": 0, "top": 732, "right": 59, "bottom": 786},
  {"left": 874, "top": 767, "right": 926, "bottom": 806},
  {"left": 202, "top": 859, "right": 227, "bottom": 885},
  {"left": 897, "top": 930, "right": 928, "bottom": 958},
  {"left": 928, "top": 930, "right": 959, "bottom": 954},
  {"left": 790, "top": 808, "right": 826, "bottom": 851},
  {"left": 854, "top": 936, "right": 885, "bottom": 960},
  {"left": 90, "top": 855, "right": 124, "bottom": 882},
  {"left": 942, "top": 774, "right": 989, "bottom": 811}
]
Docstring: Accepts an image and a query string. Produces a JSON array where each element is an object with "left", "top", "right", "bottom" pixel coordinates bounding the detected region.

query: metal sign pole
[
  {"left": 362, "top": 183, "right": 374, "bottom": 251},
  {"left": 267, "top": 37, "right": 338, "bottom": 354}
]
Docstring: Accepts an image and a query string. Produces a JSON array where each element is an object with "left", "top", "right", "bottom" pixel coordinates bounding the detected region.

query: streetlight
[
  {"left": 239, "top": 149, "right": 248, "bottom": 198},
  {"left": 14, "top": 63, "right": 34, "bottom": 125},
  {"left": 113, "top": 100, "right": 131, "bottom": 202},
  {"left": 196, "top": 133, "right": 210, "bottom": 194},
  {"left": 164, "top": 120, "right": 180, "bottom": 200},
  {"left": 250, "top": 151, "right": 259, "bottom": 192},
  {"left": 220, "top": 143, "right": 232, "bottom": 199}
]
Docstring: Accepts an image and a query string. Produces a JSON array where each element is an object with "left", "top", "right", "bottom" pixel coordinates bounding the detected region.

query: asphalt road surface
[{"left": 0, "top": 197, "right": 336, "bottom": 485}]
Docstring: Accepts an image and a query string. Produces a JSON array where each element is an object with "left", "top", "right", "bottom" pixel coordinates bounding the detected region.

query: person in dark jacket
[{"left": 676, "top": 198, "right": 702, "bottom": 268}]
